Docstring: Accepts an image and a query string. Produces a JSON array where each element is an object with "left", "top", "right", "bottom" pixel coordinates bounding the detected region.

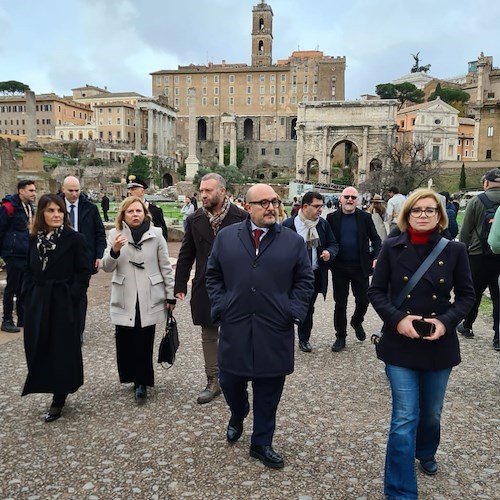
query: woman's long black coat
[{"left": 22, "top": 228, "right": 92, "bottom": 396}]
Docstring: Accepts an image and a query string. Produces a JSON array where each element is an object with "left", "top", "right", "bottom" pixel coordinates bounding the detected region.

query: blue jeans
[{"left": 384, "top": 364, "right": 452, "bottom": 500}]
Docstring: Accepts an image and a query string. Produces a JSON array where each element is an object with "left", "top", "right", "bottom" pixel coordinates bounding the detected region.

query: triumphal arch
[{"left": 295, "top": 100, "right": 398, "bottom": 185}]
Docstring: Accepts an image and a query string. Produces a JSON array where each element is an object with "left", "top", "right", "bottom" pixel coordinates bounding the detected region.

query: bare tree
[{"left": 359, "top": 140, "right": 442, "bottom": 195}]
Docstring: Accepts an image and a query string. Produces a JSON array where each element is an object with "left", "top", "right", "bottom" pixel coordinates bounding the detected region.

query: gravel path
[{"left": 0, "top": 245, "right": 498, "bottom": 499}]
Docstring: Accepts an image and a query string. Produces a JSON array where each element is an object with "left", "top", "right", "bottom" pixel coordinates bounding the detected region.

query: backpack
[
  {"left": 476, "top": 193, "right": 500, "bottom": 255},
  {"left": 0, "top": 200, "right": 14, "bottom": 217}
]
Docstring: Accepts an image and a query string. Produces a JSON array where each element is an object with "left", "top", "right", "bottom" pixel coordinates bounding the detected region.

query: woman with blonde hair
[
  {"left": 368, "top": 188, "right": 475, "bottom": 499},
  {"left": 101, "top": 196, "right": 175, "bottom": 403}
]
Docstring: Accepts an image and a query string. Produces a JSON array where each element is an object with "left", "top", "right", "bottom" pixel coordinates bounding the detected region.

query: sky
[{"left": 1, "top": 0, "right": 498, "bottom": 100}]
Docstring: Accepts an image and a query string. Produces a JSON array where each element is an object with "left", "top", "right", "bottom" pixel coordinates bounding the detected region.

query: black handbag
[{"left": 158, "top": 311, "right": 179, "bottom": 368}]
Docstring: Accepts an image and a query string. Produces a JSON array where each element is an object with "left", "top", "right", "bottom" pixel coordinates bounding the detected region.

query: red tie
[{"left": 253, "top": 229, "right": 264, "bottom": 249}]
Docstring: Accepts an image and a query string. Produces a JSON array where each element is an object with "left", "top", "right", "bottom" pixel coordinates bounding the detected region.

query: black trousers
[
  {"left": 115, "top": 325, "right": 156, "bottom": 387},
  {"left": 332, "top": 263, "right": 369, "bottom": 337},
  {"left": 464, "top": 254, "right": 500, "bottom": 340},
  {"left": 2, "top": 257, "right": 25, "bottom": 324},
  {"left": 298, "top": 269, "right": 322, "bottom": 343},
  {"left": 219, "top": 370, "right": 285, "bottom": 446}
]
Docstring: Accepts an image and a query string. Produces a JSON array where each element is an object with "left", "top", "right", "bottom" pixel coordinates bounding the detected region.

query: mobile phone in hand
[{"left": 412, "top": 319, "right": 436, "bottom": 337}]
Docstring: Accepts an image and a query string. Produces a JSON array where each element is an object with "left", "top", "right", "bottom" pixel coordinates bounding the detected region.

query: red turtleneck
[{"left": 407, "top": 227, "right": 438, "bottom": 245}]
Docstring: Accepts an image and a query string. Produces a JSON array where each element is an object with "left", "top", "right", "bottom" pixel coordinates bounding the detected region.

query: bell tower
[{"left": 251, "top": 1, "right": 273, "bottom": 67}]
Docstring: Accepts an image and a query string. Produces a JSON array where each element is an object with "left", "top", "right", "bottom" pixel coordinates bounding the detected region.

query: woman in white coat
[{"left": 102, "top": 196, "right": 175, "bottom": 402}]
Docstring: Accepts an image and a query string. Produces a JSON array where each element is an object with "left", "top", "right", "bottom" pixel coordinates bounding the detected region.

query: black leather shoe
[
  {"left": 44, "top": 409, "right": 62, "bottom": 423},
  {"left": 227, "top": 418, "right": 244, "bottom": 443},
  {"left": 352, "top": 325, "right": 366, "bottom": 341},
  {"left": 249, "top": 444, "right": 284, "bottom": 469},
  {"left": 135, "top": 385, "right": 147, "bottom": 402},
  {"left": 331, "top": 337, "right": 346, "bottom": 352},
  {"left": 419, "top": 458, "right": 438, "bottom": 475},
  {"left": 298, "top": 341, "right": 312, "bottom": 353}
]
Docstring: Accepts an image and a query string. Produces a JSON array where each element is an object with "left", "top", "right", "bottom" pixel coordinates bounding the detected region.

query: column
[
  {"left": 295, "top": 126, "right": 305, "bottom": 178},
  {"left": 360, "top": 126, "right": 369, "bottom": 183},
  {"left": 219, "top": 121, "right": 225, "bottom": 166},
  {"left": 185, "top": 88, "right": 200, "bottom": 181},
  {"left": 230, "top": 122, "right": 237, "bottom": 166},
  {"left": 321, "top": 127, "right": 329, "bottom": 183},
  {"left": 147, "top": 108, "right": 154, "bottom": 154},
  {"left": 134, "top": 107, "right": 141, "bottom": 154}
]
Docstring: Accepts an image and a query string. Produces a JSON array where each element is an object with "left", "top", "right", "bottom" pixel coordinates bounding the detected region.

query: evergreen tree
[{"left": 459, "top": 163, "right": 466, "bottom": 190}]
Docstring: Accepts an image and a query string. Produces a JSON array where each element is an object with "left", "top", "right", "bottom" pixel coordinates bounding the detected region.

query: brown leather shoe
[{"left": 197, "top": 376, "right": 222, "bottom": 404}]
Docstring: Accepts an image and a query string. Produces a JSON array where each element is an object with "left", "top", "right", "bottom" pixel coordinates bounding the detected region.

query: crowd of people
[{"left": 1, "top": 167, "right": 499, "bottom": 499}]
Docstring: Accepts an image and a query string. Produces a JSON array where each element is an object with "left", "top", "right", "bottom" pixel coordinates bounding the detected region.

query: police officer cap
[{"left": 127, "top": 174, "right": 148, "bottom": 189}]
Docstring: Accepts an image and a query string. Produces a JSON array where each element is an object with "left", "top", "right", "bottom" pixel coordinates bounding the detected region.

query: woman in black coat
[
  {"left": 368, "top": 189, "right": 475, "bottom": 499},
  {"left": 22, "top": 194, "right": 92, "bottom": 422}
]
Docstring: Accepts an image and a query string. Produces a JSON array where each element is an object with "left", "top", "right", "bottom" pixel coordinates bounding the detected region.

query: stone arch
[
  {"left": 88, "top": 131, "right": 93, "bottom": 140},
  {"left": 197, "top": 119, "right": 207, "bottom": 141},
  {"left": 329, "top": 139, "right": 359, "bottom": 183},
  {"left": 370, "top": 158, "right": 382, "bottom": 171},
  {"left": 307, "top": 158, "right": 320, "bottom": 183},
  {"left": 162, "top": 172, "right": 173, "bottom": 187},
  {"left": 244, "top": 118, "right": 254, "bottom": 140},
  {"left": 258, "top": 40, "right": 264, "bottom": 53},
  {"left": 78, "top": 131, "right": 83, "bottom": 140},
  {"left": 69, "top": 132, "right": 74, "bottom": 140}
]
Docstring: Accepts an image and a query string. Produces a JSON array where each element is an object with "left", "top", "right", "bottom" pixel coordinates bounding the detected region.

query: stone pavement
[{"left": 0, "top": 245, "right": 499, "bottom": 499}]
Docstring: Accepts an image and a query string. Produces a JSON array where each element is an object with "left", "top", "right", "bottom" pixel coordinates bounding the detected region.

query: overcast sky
[{"left": 1, "top": 0, "right": 497, "bottom": 100}]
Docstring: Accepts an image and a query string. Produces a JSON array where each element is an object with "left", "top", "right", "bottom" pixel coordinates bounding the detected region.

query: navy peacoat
[
  {"left": 205, "top": 220, "right": 314, "bottom": 378},
  {"left": 368, "top": 230, "right": 475, "bottom": 370}
]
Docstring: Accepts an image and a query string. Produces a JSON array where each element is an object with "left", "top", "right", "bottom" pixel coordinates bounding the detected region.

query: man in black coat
[
  {"left": 174, "top": 173, "right": 247, "bottom": 405},
  {"left": 126, "top": 175, "right": 169, "bottom": 241},
  {"left": 326, "top": 186, "right": 382, "bottom": 352},
  {"left": 61, "top": 176, "right": 106, "bottom": 341},
  {"left": 101, "top": 193, "right": 110, "bottom": 222},
  {"left": 0, "top": 180, "right": 36, "bottom": 332},
  {"left": 282, "top": 191, "right": 338, "bottom": 352},
  {"left": 206, "top": 183, "right": 313, "bottom": 468}
]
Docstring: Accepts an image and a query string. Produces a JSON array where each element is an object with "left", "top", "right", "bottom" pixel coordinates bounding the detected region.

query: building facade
[{"left": 150, "top": 0, "right": 346, "bottom": 178}]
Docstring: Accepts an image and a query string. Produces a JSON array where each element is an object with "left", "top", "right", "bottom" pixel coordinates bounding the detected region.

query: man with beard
[
  {"left": 174, "top": 173, "right": 247, "bottom": 404},
  {"left": 326, "top": 186, "right": 381, "bottom": 352},
  {"left": 206, "top": 183, "right": 313, "bottom": 468}
]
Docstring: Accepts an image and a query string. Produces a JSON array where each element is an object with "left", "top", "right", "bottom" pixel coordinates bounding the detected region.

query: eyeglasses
[
  {"left": 342, "top": 195, "right": 358, "bottom": 200},
  {"left": 409, "top": 207, "right": 438, "bottom": 217},
  {"left": 248, "top": 199, "right": 281, "bottom": 208},
  {"left": 308, "top": 204, "right": 323, "bottom": 210}
]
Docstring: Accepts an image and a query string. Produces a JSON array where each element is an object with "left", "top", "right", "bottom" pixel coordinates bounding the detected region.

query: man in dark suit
[
  {"left": 174, "top": 173, "right": 247, "bottom": 404},
  {"left": 101, "top": 193, "right": 110, "bottom": 222},
  {"left": 282, "top": 191, "right": 338, "bottom": 352},
  {"left": 61, "top": 176, "right": 106, "bottom": 341},
  {"left": 206, "top": 183, "right": 313, "bottom": 469},
  {"left": 126, "top": 175, "right": 168, "bottom": 241},
  {"left": 326, "top": 186, "right": 382, "bottom": 352}
]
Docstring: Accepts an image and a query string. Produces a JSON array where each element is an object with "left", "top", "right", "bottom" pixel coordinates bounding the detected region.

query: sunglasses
[{"left": 343, "top": 195, "right": 358, "bottom": 200}]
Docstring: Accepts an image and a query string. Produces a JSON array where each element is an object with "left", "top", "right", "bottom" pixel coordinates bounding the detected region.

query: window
[
  {"left": 291, "top": 96, "right": 297, "bottom": 104},
  {"left": 280, "top": 117, "right": 285, "bottom": 126},
  {"left": 214, "top": 87, "right": 219, "bottom": 95},
  {"left": 260, "top": 86, "right": 265, "bottom": 94},
  {"left": 274, "top": 148, "right": 280, "bottom": 155},
  {"left": 261, "top": 148, "right": 266, "bottom": 155},
  {"left": 229, "top": 97, "right": 234, "bottom": 105},
  {"left": 108, "top": 108, "right": 112, "bottom": 113},
  {"left": 229, "top": 86, "right": 234, "bottom": 94},
  {"left": 458, "top": 139, "right": 462, "bottom": 145},
  {"left": 260, "top": 74, "right": 265, "bottom": 82},
  {"left": 486, "top": 149, "right": 492, "bottom": 159},
  {"left": 412, "top": 119, "right": 416, "bottom": 126},
  {"left": 281, "top": 85, "right": 286, "bottom": 93},
  {"left": 202, "top": 87, "right": 207, "bottom": 95},
  {"left": 270, "top": 97, "right": 275, "bottom": 104},
  {"left": 165, "top": 88, "right": 170, "bottom": 95},
  {"left": 99, "top": 108, "right": 103, "bottom": 114},
  {"left": 214, "top": 97, "right": 219, "bottom": 105},
  {"left": 303, "top": 84, "right": 308, "bottom": 93},
  {"left": 280, "top": 96, "right": 285, "bottom": 104},
  {"left": 175, "top": 88, "right": 179, "bottom": 95},
  {"left": 488, "top": 126, "right": 494, "bottom": 137},
  {"left": 99, "top": 119, "right": 103, "bottom": 126},
  {"left": 260, "top": 97, "right": 264, "bottom": 105},
  {"left": 164, "top": 75, "right": 170, "bottom": 83},
  {"left": 281, "top": 74, "right": 286, "bottom": 82},
  {"left": 108, "top": 119, "right": 112, "bottom": 125},
  {"left": 247, "top": 75, "right": 252, "bottom": 82},
  {"left": 186, "top": 76, "right": 192, "bottom": 84},
  {"left": 175, "top": 98, "right": 179, "bottom": 106},
  {"left": 202, "top": 76, "right": 207, "bottom": 84},
  {"left": 117, "top": 118, "right": 121, "bottom": 124},
  {"left": 247, "top": 86, "right": 251, "bottom": 94},
  {"left": 229, "top": 75, "right": 235, "bottom": 83},
  {"left": 247, "top": 97, "right": 251, "bottom": 105},
  {"left": 214, "top": 75, "right": 219, "bottom": 83},
  {"left": 174, "top": 76, "right": 179, "bottom": 83},
  {"left": 465, "top": 150, "right": 469, "bottom": 157},
  {"left": 270, "top": 85, "right": 275, "bottom": 94},
  {"left": 313, "top": 85, "right": 317, "bottom": 94},
  {"left": 465, "top": 139, "right": 469, "bottom": 146},
  {"left": 270, "top": 74, "right": 275, "bottom": 82},
  {"left": 202, "top": 97, "right": 207, "bottom": 106}
]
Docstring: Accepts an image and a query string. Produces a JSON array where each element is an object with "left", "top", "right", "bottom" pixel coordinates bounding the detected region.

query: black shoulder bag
[{"left": 158, "top": 310, "right": 180, "bottom": 368}]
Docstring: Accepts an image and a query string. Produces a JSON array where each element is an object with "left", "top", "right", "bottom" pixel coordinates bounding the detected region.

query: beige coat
[{"left": 102, "top": 223, "right": 174, "bottom": 328}]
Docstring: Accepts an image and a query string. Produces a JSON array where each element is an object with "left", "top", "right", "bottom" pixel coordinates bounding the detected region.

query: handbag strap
[{"left": 393, "top": 237, "right": 449, "bottom": 309}]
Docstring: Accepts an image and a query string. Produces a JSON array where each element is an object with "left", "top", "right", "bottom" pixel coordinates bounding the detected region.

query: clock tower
[{"left": 251, "top": 1, "right": 273, "bottom": 67}]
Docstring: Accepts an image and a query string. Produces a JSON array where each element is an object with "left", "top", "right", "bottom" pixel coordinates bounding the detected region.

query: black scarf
[
  {"left": 129, "top": 219, "right": 151, "bottom": 245},
  {"left": 36, "top": 226, "right": 63, "bottom": 271}
]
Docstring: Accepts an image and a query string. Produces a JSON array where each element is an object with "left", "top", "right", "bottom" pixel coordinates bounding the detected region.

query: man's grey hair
[{"left": 201, "top": 172, "right": 226, "bottom": 188}]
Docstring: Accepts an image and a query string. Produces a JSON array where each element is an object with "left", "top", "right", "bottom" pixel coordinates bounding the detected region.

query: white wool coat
[{"left": 101, "top": 223, "right": 174, "bottom": 328}]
